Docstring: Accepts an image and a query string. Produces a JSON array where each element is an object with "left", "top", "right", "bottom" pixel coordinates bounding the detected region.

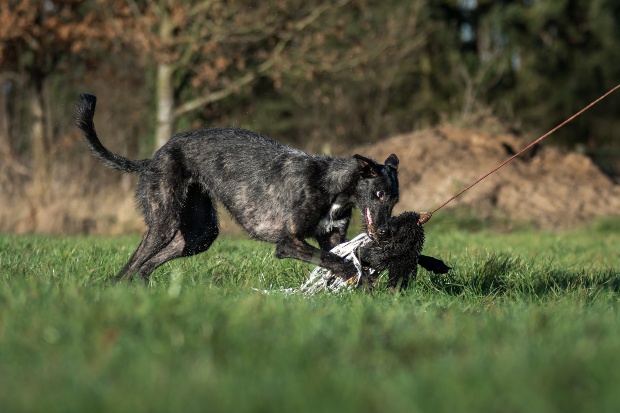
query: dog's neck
[{"left": 321, "top": 157, "right": 361, "bottom": 195}]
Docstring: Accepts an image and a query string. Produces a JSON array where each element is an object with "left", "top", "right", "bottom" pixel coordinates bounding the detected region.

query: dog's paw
[{"left": 330, "top": 259, "right": 358, "bottom": 281}]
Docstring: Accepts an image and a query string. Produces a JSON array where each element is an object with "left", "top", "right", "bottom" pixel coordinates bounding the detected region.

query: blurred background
[{"left": 0, "top": 0, "right": 619, "bottom": 234}]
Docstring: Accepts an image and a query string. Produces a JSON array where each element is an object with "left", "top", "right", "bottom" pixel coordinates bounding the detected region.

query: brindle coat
[{"left": 75, "top": 94, "right": 400, "bottom": 282}]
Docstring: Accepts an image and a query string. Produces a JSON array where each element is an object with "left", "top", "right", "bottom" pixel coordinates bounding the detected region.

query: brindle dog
[{"left": 75, "top": 94, "right": 400, "bottom": 282}]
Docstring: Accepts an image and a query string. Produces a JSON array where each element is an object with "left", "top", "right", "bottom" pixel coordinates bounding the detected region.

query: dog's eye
[{"left": 375, "top": 190, "right": 385, "bottom": 200}]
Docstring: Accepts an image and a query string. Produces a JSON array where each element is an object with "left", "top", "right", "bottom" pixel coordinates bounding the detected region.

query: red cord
[{"left": 419, "top": 83, "right": 620, "bottom": 225}]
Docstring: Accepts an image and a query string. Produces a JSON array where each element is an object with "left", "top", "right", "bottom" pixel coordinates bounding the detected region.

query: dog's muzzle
[
  {"left": 364, "top": 210, "right": 390, "bottom": 242},
  {"left": 376, "top": 225, "right": 388, "bottom": 238},
  {"left": 365, "top": 208, "right": 376, "bottom": 239}
]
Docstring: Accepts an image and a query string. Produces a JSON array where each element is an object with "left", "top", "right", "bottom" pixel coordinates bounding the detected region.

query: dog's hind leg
[
  {"left": 115, "top": 184, "right": 186, "bottom": 281},
  {"left": 115, "top": 221, "right": 179, "bottom": 282},
  {"left": 132, "top": 230, "right": 186, "bottom": 280},
  {"left": 133, "top": 185, "right": 219, "bottom": 279}
]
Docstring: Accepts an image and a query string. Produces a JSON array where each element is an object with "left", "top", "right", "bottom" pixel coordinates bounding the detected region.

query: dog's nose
[{"left": 377, "top": 226, "right": 388, "bottom": 238}]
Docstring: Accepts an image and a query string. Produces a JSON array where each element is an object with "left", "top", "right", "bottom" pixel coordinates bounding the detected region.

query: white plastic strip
[{"left": 299, "top": 233, "right": 375, "bottom": 295}]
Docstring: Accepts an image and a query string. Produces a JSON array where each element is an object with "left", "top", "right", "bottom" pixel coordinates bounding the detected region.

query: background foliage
[{"left": 0, "top": 0, "right": 619, "bottom": 216}]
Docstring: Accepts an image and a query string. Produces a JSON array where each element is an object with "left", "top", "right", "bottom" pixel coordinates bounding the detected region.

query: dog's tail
[{"left": 75, "top": 94, "right": 149, "bottom": 174}]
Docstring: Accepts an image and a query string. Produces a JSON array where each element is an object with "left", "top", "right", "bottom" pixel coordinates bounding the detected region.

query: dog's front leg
[
  {"left": 275, "top": 236, "right": 357, "bottom": 279},
  {"left": 316, "top": 227, "right": 348, "bottom": 252}
]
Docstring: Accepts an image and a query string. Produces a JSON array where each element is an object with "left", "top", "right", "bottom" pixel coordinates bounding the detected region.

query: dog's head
[{"left": 353, "top": 154, "right": 399, "bottom": 240}]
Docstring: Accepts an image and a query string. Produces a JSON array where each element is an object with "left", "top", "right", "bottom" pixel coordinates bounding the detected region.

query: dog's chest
[{"left": 316, "top": 203, "right": 349, "bottom": 235}]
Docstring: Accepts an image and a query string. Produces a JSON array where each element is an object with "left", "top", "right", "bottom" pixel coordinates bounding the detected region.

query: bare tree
[
  {"left": 0, "top": 0, "right": 124, "bottom": 198},
  {"left": 107, "top": 0, "right": 355, "bottom": 150}
]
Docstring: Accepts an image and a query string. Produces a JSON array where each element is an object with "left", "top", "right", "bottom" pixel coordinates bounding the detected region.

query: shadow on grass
[{"left": 420, "top": 252, "right": 620, "bottom": 299}]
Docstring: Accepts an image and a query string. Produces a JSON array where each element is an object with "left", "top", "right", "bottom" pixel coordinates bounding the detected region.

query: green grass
[{"left": 1, "top": 221, "right": 620, "bottom": 413}]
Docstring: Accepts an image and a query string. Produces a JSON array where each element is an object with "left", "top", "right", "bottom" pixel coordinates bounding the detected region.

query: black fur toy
[{"left": 359, "top": 211, "right": 451, "bottom": 290}]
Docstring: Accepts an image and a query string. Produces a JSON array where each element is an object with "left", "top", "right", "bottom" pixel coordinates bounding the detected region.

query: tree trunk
[
  {"left": 0, "top": 78, "right": 11, "bottom": 156},
  {"left": 154, "top": 10, "right": 175, "bottom": 151},
  {"left": 155, "top": 62, "right": 174, "bottom": 151},
  {"left": 30, "top": 78, "right": 50, "bottom": 201}
]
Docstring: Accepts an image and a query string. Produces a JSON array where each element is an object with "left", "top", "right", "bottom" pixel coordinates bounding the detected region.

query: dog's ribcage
[{"left": 164, "top": 129, "right": 355, "bottom": 242}]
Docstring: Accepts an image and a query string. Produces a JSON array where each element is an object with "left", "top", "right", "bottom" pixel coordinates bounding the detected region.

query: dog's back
[{"left": 148, "top": 127, "right": 359, "bottom": 242}]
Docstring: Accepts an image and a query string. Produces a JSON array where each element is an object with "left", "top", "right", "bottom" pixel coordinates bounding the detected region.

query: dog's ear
[
  {"left": 385, "top": 154, "right": 399, "bottom": 171},
  {"left": 353, "top": 154, "right": 379, "bottom": 178}
]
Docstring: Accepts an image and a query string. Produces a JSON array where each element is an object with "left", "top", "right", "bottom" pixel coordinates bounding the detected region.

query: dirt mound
[
  {"left": 356, "top": 125, "right": 620, "bottom": 229},
  {"left": 2, "top": 124, "right": 618, "bottom": 235}
]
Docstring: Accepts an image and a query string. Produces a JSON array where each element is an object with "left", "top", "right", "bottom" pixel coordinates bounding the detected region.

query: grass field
[{"left": 1, "top": 218, "right": 620, "bottom": 413}]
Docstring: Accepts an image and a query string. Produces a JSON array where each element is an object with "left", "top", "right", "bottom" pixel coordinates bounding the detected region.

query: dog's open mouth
[{"left": 364, "top": 208, "right": 376, "bottom": 240}]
